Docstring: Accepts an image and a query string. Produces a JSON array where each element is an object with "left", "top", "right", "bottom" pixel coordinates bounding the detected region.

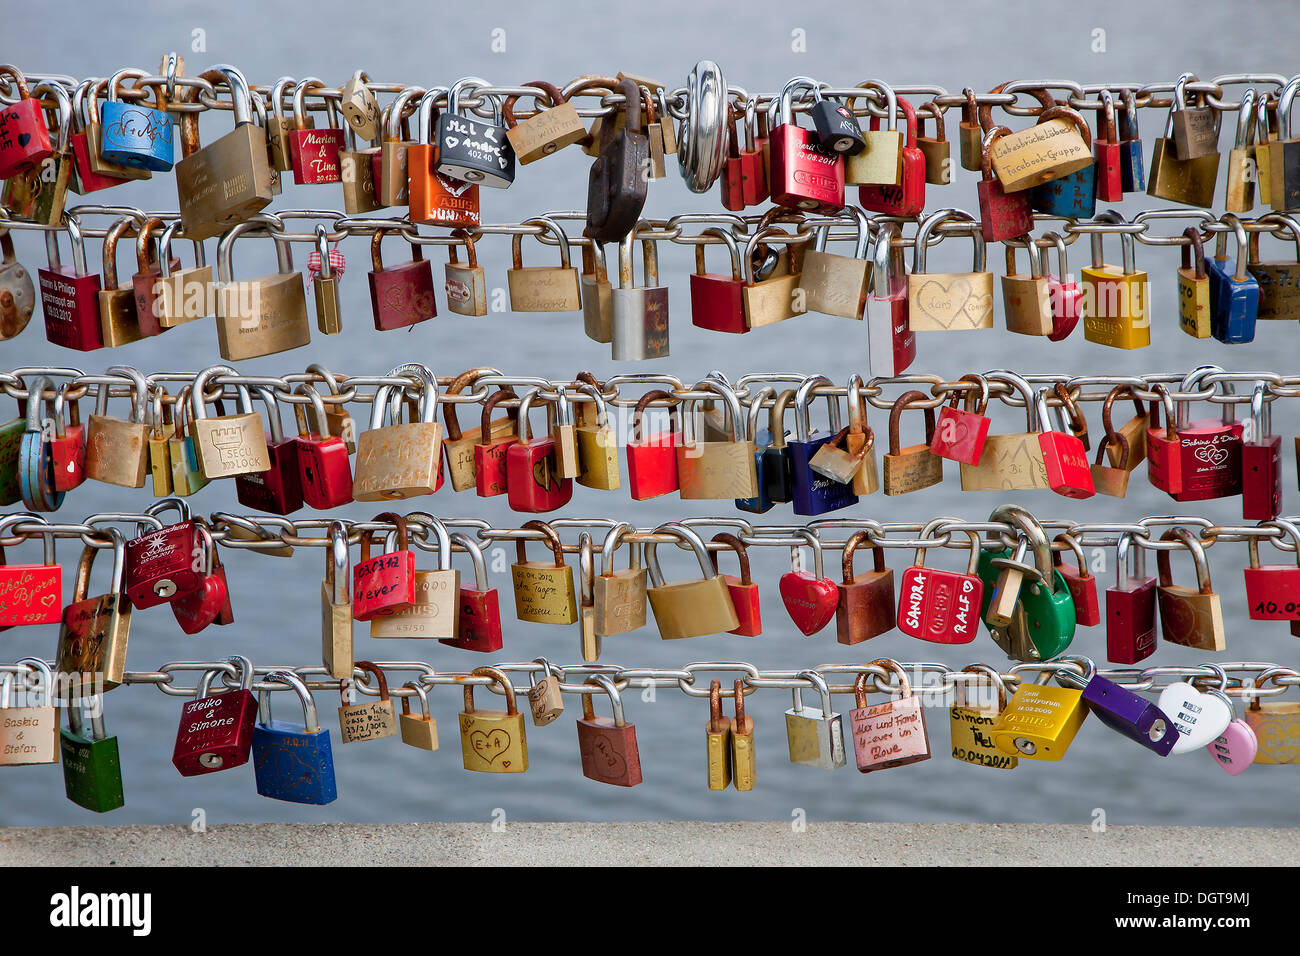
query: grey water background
[{"left": 2, "top": 0, "right": 1299, "bottom": 830}]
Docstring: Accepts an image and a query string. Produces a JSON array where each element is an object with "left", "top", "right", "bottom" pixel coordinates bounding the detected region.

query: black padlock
[
  {"left": 585, "top": 78, "right": 650, "bottom": 242},
  {"left": 435, "top": 77, "right": 516, "bottom": 189},
  {"left": 810, "top": 85, "right": 866, "bottom": 156}
]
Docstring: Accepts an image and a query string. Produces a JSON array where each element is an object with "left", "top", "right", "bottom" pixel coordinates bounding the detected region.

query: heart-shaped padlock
[
  {"left": 1208, "top": 720, "right": 1257, "bottom": 775},
  {"left": 1158, "top": 677, "right": 1233, "bottom": 755},
  {"left": 780, "top": 532, "right": 838, "bottom": 636},
  {"left": 171, "top": 574, "right": 230, "bottom": 635}
]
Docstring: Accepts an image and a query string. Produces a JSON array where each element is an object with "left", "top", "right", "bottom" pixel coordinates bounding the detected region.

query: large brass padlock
[
  {"left": 645, "top": 523, "right": 740, "bottom": 639},
  {"left": 460, "top": 667, "right": 528, "bottom": 773},
  {"left": 352, "top": 373, "right": 443, "bottom": 501},
  {"left": 990, "top": 669, "right": 1087, "bottom": 761},
  {"left": 369, "top": 516, "right": 459, "bottom": 639},
  {"left": 594, "top": 522, "right": 648, "bottom": 637},
  {"left": 84, "top": 369, "right": 151, "bottom": 489},
  {"left": 56, "top": 530, "right": 132, "bottom": 690},
  {"left": 676, "top": 382, "right": 759, "bottom": 500},
  {"left": 510, "top": 520, "right": 578, "bottom": 626},
  {"left": 188, "top": 366, "right": 271, "bottom": 481}
]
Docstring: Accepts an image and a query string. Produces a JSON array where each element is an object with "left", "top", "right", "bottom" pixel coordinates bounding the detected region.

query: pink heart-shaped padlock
[
  {"left": 1207, "top": 720, "right": 1257, "bottom": 776},
  {"left": 171, "top": 576, "right": 230, "bottom": 636},
  {"left": 779, "top": 571, "right": 838, "bottom": 636}
]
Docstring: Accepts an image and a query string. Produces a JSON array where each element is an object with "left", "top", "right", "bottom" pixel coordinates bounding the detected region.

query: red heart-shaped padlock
[
  {"left": 171, "top": 575, "right": 230, "bottom": 636},
  {"left": 779, "top": 571, "right": 839, "bottom": 636}
]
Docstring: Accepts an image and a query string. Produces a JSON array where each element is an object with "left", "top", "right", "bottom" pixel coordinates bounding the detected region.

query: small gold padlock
[
  {"left": 527, "top": 658, "right": 566, "bottom": 727},
  {"left": 510, "top": 520, "right": 579, "bottom": 626},
  {"left": 398, "top": 681, "right": 438, "bottom": 751},
  {"left": 337, "top": 661, "right": 398, "bottom": 744},
  {"left": 460, "top": 667, "right": 528, "bottom": 773}
]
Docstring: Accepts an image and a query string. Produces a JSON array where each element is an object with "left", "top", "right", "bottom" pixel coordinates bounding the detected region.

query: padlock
[
  {"left": 56, "top": 530, "right": 131, "bottom": 689},
  {"left": 1242, "top": 385, "right": 1282, "bottom": 521},
  {"left": 1244, "top": 521, "right": 1300, "bottom": 621},
  {"left": 1147, "top": 80, "right": 1221, "bottom": 207},
  {"left": 187, "top": 366, "right": 271, "bottom": 481},
  {"left": 1028, "top": 107, "right": 1096, "bottom": 218},
  {"left": 676, "top": 381, "right": 758, "bottom": 500},
  {"left": 0, "top": 66, "right": 55, "bottom": 179},
  {"left": 800, "top": 208, "right": 872, "bottom": 320},
  {"left": 0, "top": 515, "right": 61, "bottom": 628},
  {"left": 352, "top": 375, "right": 443, "bottom": 501},
  {"left": 408, "top": 87, "right": 481, "bottom": 228},
  {"left": 858, "top": 96, "right": 926, "bottom": 216},
  {"left": 39, "top": 215, "right": 103, "bottom": 352},
  {"left": 850, "top": 660, "right": 931, "bottom": 773},
  {"left": 576, "top": 237, "right": 615, "bottom": 341},
  {"left": 931, "top": 374, "right": 991, "bottom": 465},
  {"left": 787, "top": 374, "right": 857, "bottom": 514},
  {"left": 897, "top": 523, "right": 984, "bottom": 644},
  {"left": 166, "top": 386, "right": 208, "bottom": 498},
  {"left": 585, "top": 78, "right": 649, "bottom": 240},
  {"left": 172, "top": 656, "right": 257, "bottom": 776},
  {"left": 1169, "top": 367, "right": 1244, "bottom": 502},
  {"left": 976, "top": 126, "right": 1035, "bottom": 243},
  {"left": 1225, "top": 88, "right": 1258, "bottom": 214},
  {"left": 1037, "top": 231, "right": 1084, "bottom": 341},
  {"left": 957, "top": 88, "right": 983, "bottom": 171},
  {"left": 576, "top": 674, "right": 642, "bottom": 787},
  {"left": 691, "top": 228, "right": 749, "bottom": 332},
  {"left": 439, "top": 532, "right": 504, "bottom": 652},
  {"left": 321, "top": 521, "right": 353, "bottom": 680},
  {"left": 574, "top": 382, "right": 620, "bottom": 490},
  {"left": 213, "top": 222, "right": 311, "bottom": 361},
  {"left": 92, "top": 217, "right": 150, "bottom": 349},
  {"left": 626, "top": 388, "right": 681, "bottom": 500},
  {"left": 264, "top": 76, "right": 304, "bottom": 173},
  {"left": 645, "top": 523, "right": 740, "bottom": 639},
  {"left": 915, "top": 100, "right": 952, "bottom": 185},
  {"left": 1245, "top": 669, "right": 1300, "bottom": 765},
  {"left": 525, "top": 658, "right": 565, "bottom": 727},
  {"left": 547, "top": 382, "right": 584, "bottom": 480},
  {"left": 1056, "top": 656, "right": 1178, "bottom": 755},
  {"left": 950, "top": 664, "right": 1016, "bottom": 770},
  {"left": 119, "top": 216, "right": 178, "bottom": 339},
  {"left": 171, "top": 520, "right": 233, "bottom": 635},
  {"left": 371, "top": 516, "right": 459, "bottom": 639},
  {"left": 587, "top": 522, "right": 646, "bottom": 639},
  {"left": 503, "top": 79, "right": 586, "bottom": 164},
  {"left": 337, "top": 661, "right": 398, "bottom": 744},
  {"left": 0, "top": 397, "right": 23, "bottom": 506},
  {"left": 769, "top": 77, "right": 844, "bottom": 213},
  {"left": 2, "top": 81, "right": 73, "bottom": 228},
  {"left": 233, "top": 388, "right": 303, "bottom": 516},
  {"left": 438, "top": 369, "right": 506, "bottom": 491},
  {"left": 1091, "top": 429, "right": 1131, "bottom": 499},
  {"left": 174, "top": 66, "right": 274, "bottom": 239},
  {"left": 1145, "top": 384, "right": 1185, "bottom": 497},
  {"left": 505, "top": 389, "right": 574, "bottom": 513},
  {"left": 977, "top": 504, "right": 1076, "bottom": 661},
  {"left": 1205, "top": 213, "right": 1259, "bottom": 344},
  {"left": 844, "top": 80, "right": 901, "bottom": 186},
  {"left": 1169, "top": 73, "right": 1221, "bottom": 160},
  {"left": 1002, "top": 240, "right": 1053, "bottom": 337},
  {"left": 337, "top": 106, "right": 383, "bottom": 214},
  {"left": 752, "top": 387, "right": 796, "bottom": 505},
  {"left": 292, "top": 384, "right": 353, "bottom": 510},
  {"left": 779, "top": 529, "right": 839, "bottom": 636},
  {"left": 441, "top": 230, "right": 486, "bottom": 317},
  {"left": 785, "top": 670, "right": 846, "bottom": 770},
  {"left": 510, "top": 520, "right": 577, "bottom": 626},
  {"left": 45, "top": 383, "right": 85, "bottom": 495},
  {"left": 706, "top": 532, "right": 761, "bottom": 637},
  {"left": 990, "top": 668, "right": 1087, "bottom": 761},
  {"left": 60, "top": 688, "right": 124, "bottom": 812},
  {"left": 141, "top": 220, "right": 210, "bottom": 331},
  {"left": 306, "top": 225, "right": 344, "bottom": 335},
  {"left": 741, "top": 95, "right": 769, "bottom": 205},
  {"left": 1156, "top": 528, "right": 1226, "bottom": 652},
  {"left": 866, "top": 222, "right": 917, "bottom": 376},
  {"left": 1248, "top": 213, "right": 1300, "bottom": 320},
  {"left": 375, "top": 87, "right": 420, "bottom": 207},
  {"left": 809, "top": 374, "right": 878, "bottom": 495},
  {"left": 808, "top": 84, "right": 866, "bottom": 155},
  {"left": 507, "top": 216, "right": 582, "bottom": 312},
  {"left": 1177, "top": 226, "right": 1213, "bottom": 337},
  {"left": 284, "top": 78, "right": 345, "bottom": 184},
  {"left": 460, "top": 666, "right": 528, "bottom": 773},
  {"left": 97, "top": 68, "right": 174, "bottom": 172},
  {"left": 123, "top": 499, "right": 199, "bottom": 609},
  {"left": 66, "top": 79, "right": 135, "bottom": 192},
  {"left": 1052, "top": 532, "right": 1100, "bottom": 627},
  {"left": 0, "top": 659, "right": 58, "bottom": 765},
  {"left": 1092, "top": 90, "right": 1125, "bottom": 203},
  {"left": 882, "top": 390, "right": 942, "bottom": 496},
  {"left": 906, "top": 210, "right": 992, "bottom": 332},
  {"left": 1263, "top": 82, "right": 1300, "bottom": 211},
  {"left": 1096, "top": 384, "right": 1148, "bottom": 474},
  {"left": 836, "top": 529, "right": 895, "bottom": 645},
  {"left": 611, "top": 227, "right": 670, "bottom": 360},
  {"left": 1035, "top": 388, "right": 1095, "bottom": 499},
  {"left": 472, "top": 387, "right": 519, "bottom": 498},
  {"left": 436, "top": 77, "right": 515, "bottom": 188},
  {"left": 741, "top": 226, "right": 805, "bottom": 327},
  {"left": 958, "top": 371, "right": 1050, "bottom": 491},
  {"left": 720, "top": 105, "right": 748, "bottom": 210},
  {"left": 16, "top": 376, "right": 62, "bottom": 513},
  {"left": 706, "top": 679, "right": 734, "bottom": 790},
  {"left": 1113, "top": 88, "right": 1146, "bottom": 192},
  {"left": 83, "top": 368, "right": 150, "bottom": 488},
  {"left": 988, "top": 96, "right": 1093, "bottom": 192},
  {"left": 351, "top": 512, "right": 416, "bottom": 621},
  {"left": 82, "top": 73, "right": 154, "bottom": 183},
  {"left": 366, "top": 226, "right": 436, "bottom": 331},
  {"left": 252, "top": 670, "right": 337, "bottom": 804},
  {"left": 397, "top": 681, "right": 438, "bottom": 751}
]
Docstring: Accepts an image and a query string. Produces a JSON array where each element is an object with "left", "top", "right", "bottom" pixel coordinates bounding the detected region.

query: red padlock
[
  {"left": 689, "top": 229, "right": 748, "bottom": 334},
  {"left": 1244, "top": 529, "right": 1300, "bottom": 622},
  {"left": 768, "top": 78, "right": 844, "bottom": 213},
  {"left": 719, "top": 108, "right": 747, "bottom": 211},
  {"left": 1053, "top": 533, "right": 1101, "bottom": 627},
  {"left": 710, "top": 533, "right": 762, "bottom": 637},
  {"left": 170, "top": 524, "right": 231, "bottom": 635},
  {"left": 367, "top": 226, "right": 436, "bottom": 331},
  {"left": 1039, "top": 232, "right": 1083, "bottom": 341},
  {"left": 124, "top": 503, "right": 199, "bottom": 609},
  {"left": 287, "top": 80, "right": 346, "bottom": 185},
  {"left": 896, "top": 526, "right": 983, "bottom": 644},
  {"left": 976, "top": 126, "right": 1034, "bottom": 243},
  {"left": 1036, "top": 389, "right": 1095, "bottom": 499},
  {"left": 930, "top": 374, "right": 991, "bottom": 466},
  {"left": 1169, "top": 371, "right": 1244, "bottom": 503},
  {"left": 1106, "top": 533, "right": 1157, "bottom": 665},
  {"left": 858, "top": 97, "right": 926, "bottom": 216},
  {"left": 1146, "top": 385, "right": 1184, "bottom": 496},
  {"left": 474, "top": 388, "right": 519, "bottom": 498},
  {"left": 234, "top": 389, "right": 304, "bottom": 516},
  {"left": 779, "top": 531, "right": 839, "bottom": 637},
  {"left": 352, "top": 512, "right": 416, "bottom": 621},
  {"left": 744, "top": 100, "right": 770, "bottom": 205},
  {"left": 38, "top": 219, "right": 105, "bottom": 352},
  {"left": 866, "top": 223, "right": 916, "bottom": 378},
  {"left": 293, "top": 385, "right": 354, "bottom": 510},
  {"left": 67, "top": 79, "right": 136, "bottom": 194},
  {"left": 0, "top": 516, "right": 62, "bottom": 628},
  {"left": 171, "top": 656, "right": 257, "bottom": 776},
  {"left": 1242, "top": 386, "right": 1282, "bottom": 521},
  {"left": 0, "top": 67, "right": 54, "bottom": 179},
  {"left": 440, "top": 533, "right": 503, "bottom": 652},
  {"left": 1093, "top": 90, "right": 1125, "bottom": 203},
  {"left": 50, "top": 383, "right": 86, "bottom": 492},
  {"left": 626, "top": 390, "right": 680, "bottom": 500},
  {"left": 408, "top": 88, "right": 480, "bottom": 228},
  {"left": 505, "top": 389, "right": 573, "bottom": 514}
]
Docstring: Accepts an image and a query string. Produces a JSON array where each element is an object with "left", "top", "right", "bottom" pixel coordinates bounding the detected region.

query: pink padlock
[{"left": 849, "top": 658, "right": 931, "bottom": 773}]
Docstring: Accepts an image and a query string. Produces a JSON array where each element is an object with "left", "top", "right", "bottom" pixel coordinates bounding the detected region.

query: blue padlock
[
  {"left": 99, "top": 69, "right": 175, "bottom": 172},
  {"left": 18, "top": 376, "right": 64, "bottom": 512},
  {"left": 1206, "top": 213, "right": 1259, "bottom": 343},
  {"left": 1030, "top": 108, "right": 1097, "bottom": 219},
  {"left": 1117, "top": 90, "right": 1145, "bottom": 193},
  {"left": 736, "top": 385, "right": 775, "bottom": 514},
  {"left": 252, "top": 671, "right": 337, "bottom": 805},
  {"left": 789, "top": 375, "right": 858, "bottom": 516}
]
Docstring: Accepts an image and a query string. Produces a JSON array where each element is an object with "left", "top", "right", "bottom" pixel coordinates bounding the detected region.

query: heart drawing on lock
[
  {"left": 1208, "top": 721, "right": 1257, "bottom": 775},
  {"left": 1193, "top": 445, "right": 1229, "bottom": 467},
  {"left": 471, "top": 729, "right": 511, "bottom": 764},
  {"left": 962, "top": 292, "right": 993, "bottom": 325},
  {"left": 591, "top": 733, "right": 627, "bottom": 780},
  {"left": 915, "top": 278, "right": 972, "bottom": 329},
  {"left": 532, "top": 458, "right": 556, "bottom": 491},
  {"left": 779, "top": 572, "right": 839, "bottom": 636},
  {"left": 17, "top": 133, "right": 31, "bottom": 148},
  {"left": 1156, "top": 682, "right": 1232, "bottom": 754}
]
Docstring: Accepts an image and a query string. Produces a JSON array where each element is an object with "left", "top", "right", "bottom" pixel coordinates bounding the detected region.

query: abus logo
[
  {"left": 792, "top": 169, "right": 838, "bottom": 191},
  {"left": 50, "top": 885, "right": 151, "bottom": 936}
]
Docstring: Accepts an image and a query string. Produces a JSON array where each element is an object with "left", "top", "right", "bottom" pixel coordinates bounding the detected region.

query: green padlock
[
  {"left": 977, "top": 507, "right": 1076, "bottom": 662},
  {"left": 60, "top": 692, "right": 125, "bottom": 813}
]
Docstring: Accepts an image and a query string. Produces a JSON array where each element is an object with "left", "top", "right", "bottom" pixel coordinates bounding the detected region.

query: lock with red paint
[
  {"left": 352, "top": 512, "right": 416, "bottom": 621},
  {"left": 768, "top": 77, "right": 844, "bottom": 213},
  {"left": 505, "top": 388, "right": 573, "bottom": 514}
]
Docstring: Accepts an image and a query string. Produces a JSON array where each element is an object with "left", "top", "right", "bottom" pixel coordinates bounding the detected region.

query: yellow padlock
[{"left": 1081, "top": 211, "right": 1150, "bottom": 349}]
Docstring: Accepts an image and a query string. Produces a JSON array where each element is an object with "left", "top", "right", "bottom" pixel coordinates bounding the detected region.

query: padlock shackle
[
  {"left": 1156, "top": 527, "right": 1214, "bottom": 595},
  {"left": 325, "top": 520, "right": 350, "bottom": 604},
  {"left": 842, "top": 528, "right": 887, "bottom": 584},
  {"left": 854, "top": 658, "right": 912, "bottom": 709},
  {"left": 644, "top": 522, "right": 718, "bottom": 588},
  {"left": 465, "top": 665, "right": 518, "bottom": 716},
  {"left": 913, "top": 208, "right": 984, "bottom": 274},
  {"left": 406, "top": 512, "right": 452, "bottom": 571},
  {"left": 708, "top": 531, "right": 752, "bottom": 586},
  {"left": 991, "top": 503, "right": 1054, "bottom": 583},
  {"left": 515, "top": 519, "right": 566, "bottom": 569},
  {"left": 261, "top": 670, "right": 319, "bottom": 733},
  {"left": 886, "top": 390, "right": 936, "bottom": 456},
  {"left": 790, "top": 527, "right": 825, "bottom": 580},
  {"left": 450, "top": 531, "right": 489, "bottom": 590},
  {"left": 792, "top": 668, "right": 833, "bottom": 716},
  {"left": 201, "top": 64, "right": 255, "bottom": 129},
  {"left": 793, "top": 374, "right": 843, "bottom": 443}
]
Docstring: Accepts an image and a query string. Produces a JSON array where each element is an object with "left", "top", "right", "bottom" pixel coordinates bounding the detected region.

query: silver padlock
[
  {"left": 785, "top": 670, "right": 846, "bottom": 770},
  {"left": 610, "top": 225, "right": 669, "bottom": 361}
]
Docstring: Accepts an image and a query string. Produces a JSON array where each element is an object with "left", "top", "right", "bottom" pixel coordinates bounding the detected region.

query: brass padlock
[
  {"left": 188, "top": 365, "right": 271, "bottom": 480},
  {"left": 507, "top": 217, "right": 582, "bottom": 312},
  {"left": 706, "top": 679, "right": 733, "bottom": 790},
  {"left": 959, "top": 371, "right": 1049, "bottom": 491},
  {"left": 398, "top": 681, "right": 438, "bottom": 751},
  {"left": 1002, "top": 240, "right": 1053, "bottom": 336},
  {"left": 85, "top": 368, "right": 151, "bottom": 489},
  {"left": 907, "top": 209, "right": 994, "bottom": 331},
  {"left": 594, "top": 522, "right": 648, "bottom": 637},
  {"left": 676, "top": 381, "right": 759, "bottom": 500},
  {"left": 526, "top": 658, "right": 566, "bottom": 727},
  {"left": 370, "top": 516, "right": 459, "bottom": 639},
  {"left": 352, "top": 374, "right": 443, "bottom": 501},
  {"left": 577, "top": 532, "right": 600, "bottom": 662},
  {"left": 440, "top": 367, "right": 510, "bottom": 492},
  {"left": 460, "top": 667, "right": 528, "bottom": 773},
  {"left": 575, "top": 381, "right": 620, "bottom": 491},
  {"left": 56, "top": 529, "right": 132, "bottom": 690},
  {"left": 990, "top": 667, "right": 1087, "bottom": 761},
  {"left": 1245, "top": 669, "right": 1300, "bottom": 765},
  {"left": 337, "top": 661, "right": 398, "bottom": 744},
  {"left": 95, "top": 217, "right": 145, "bottom": 349},
  {"left": 503, "top": 80, "right": 587, "bottom": 163},
  {"left": 321, "top": 521, "right": 354, "bottom": 680},
  {"left": 742, "top": 226, "right": 805, "bottom": 327},
  {"left": 1156, "top": 528, "right": 1226, "bottom": 651},
  {"left": 882, "top": 390, "right": 942, "bottom": 495},
  {"left": 645, "top": 523, "right": 740, "bottom": 639},
  {"left": 214, "top": 221, "right": 311, "bottom": 361},
  {"left": 799, "top": 208, "right": 872, "bottom": 319},
  {"left": 510, "top": 520, "right": 578, "bottom": 626}
]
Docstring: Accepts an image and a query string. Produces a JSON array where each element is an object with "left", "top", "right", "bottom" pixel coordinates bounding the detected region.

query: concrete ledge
[{"left": 1, "top": 822, "right": 1294, "bottom": 866}]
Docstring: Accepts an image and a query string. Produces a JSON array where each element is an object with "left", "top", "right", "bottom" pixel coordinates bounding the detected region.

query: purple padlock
[{"left": 1058, "top": 656, "right": 1179, "bottom": 756}]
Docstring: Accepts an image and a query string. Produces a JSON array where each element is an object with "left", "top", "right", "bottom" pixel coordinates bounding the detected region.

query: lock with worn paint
[
  {"left": 436, "top": 78, "right": 515, "bottom": 188},
  {"left": 931, "top": 374, "right": 991, "bottom": 466},
  {"left": 1205, "top": 214, "right": 1259, "bottom": 343},
  {"left": 438, "top": 532, "right": 503, "bottom": 653},
  {"left": 367, "top": 226, "right": 436, "bottom": 331},
  {"left": 252, "top": 671, "right": 336, "bottom": 804},
  {"left": 409, "top": 88, "right": 481, "bottom": 228},
  {"left": 371, "top": 517, "right": 459, "bottom": 639},
  {"left": 977, "top": 126, "right": 1034, "bottom": 243},
  {"left": 98, "top": 68, "right": 174, "bottom": 172},
  {"left": 505, "top": 389, "right": 573, "bottom": 513},
  {"left": 234, "top": 389, "right": 303, "bottom": 516},
  {"left": 866, "top": 223, "right": 917, "bottom": 376},
  {"left": 897, "top": 524, "right": 984, "bottom": 644},
  {"left": 836, "top": 530, "right": 895, "bottom": 645},
  {"left": 352, "top": 513, "right": 416, "bottom": 621},
  {"left": 460, "top": 667, "right": 528, "bottom": 773},
  {"left": 577, "top": 675, "right": 642, "bottom": 787},
  {"left": 1245, "top": 670, "right": 1300, "bottom": 765},
  {"left": 60, "top": 690, "right": 124, "bottom": 812},
  {"left": 1156, "top": 528, "right": 1225, "bottom": 652},
  {"left": 850, "top": 660, "right": 930, "bottom": 773},
  {"left": 1178, "top": 226, "right": 1213, "bottom": 338},
  {"left": 1029, "top": 107, "right": 1096, "bottom": 218}
]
